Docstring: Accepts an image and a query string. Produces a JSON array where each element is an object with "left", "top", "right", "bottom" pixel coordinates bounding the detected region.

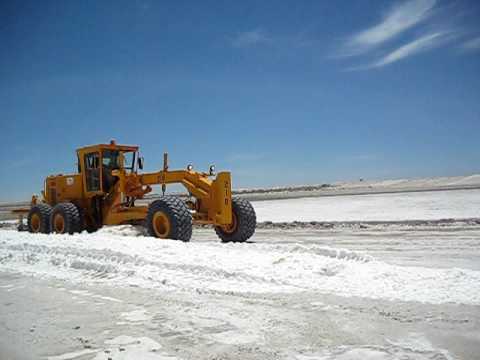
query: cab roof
[{"left": 76, "top": 140, "right": 138, "bottom": 154}]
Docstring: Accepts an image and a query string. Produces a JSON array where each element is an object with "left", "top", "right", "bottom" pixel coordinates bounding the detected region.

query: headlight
[
  {"left": 187, "top": 164, "right": 193, "bottom": 171},
  {"left": 209, "top": 165, "right": 215, "bottom": 175}
]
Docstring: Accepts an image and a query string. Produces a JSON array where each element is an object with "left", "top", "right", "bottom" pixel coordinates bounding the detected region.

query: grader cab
[{"left": 23, "top": 141, "right": 256, "bottom": 242}]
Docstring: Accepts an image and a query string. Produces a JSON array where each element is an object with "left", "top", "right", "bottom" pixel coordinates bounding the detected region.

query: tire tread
[
  {"left": 146, "top": 196, "right": 192, "bottom": 241},
  {"left": 50, "top": 202, "right": 82, "bottom": 234},
  {"left": 215, "top": 197, "right": 256, "bottom": 242},
  {"left": 27, "top": 203, "right": 53, "bottom": 233}
]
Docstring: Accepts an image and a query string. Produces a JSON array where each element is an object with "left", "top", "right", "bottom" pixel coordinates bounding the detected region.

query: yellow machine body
[{"left": 40, "top": 141, "right": 233, "bottom": 230}]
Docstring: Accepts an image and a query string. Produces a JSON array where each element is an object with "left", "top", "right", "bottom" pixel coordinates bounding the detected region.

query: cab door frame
[{"left": 78, "top": 147, "right": 104, "bottom": 198}]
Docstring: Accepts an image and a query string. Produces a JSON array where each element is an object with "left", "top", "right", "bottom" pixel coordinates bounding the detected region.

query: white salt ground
[
  {"left": 253, "top": 189, "right": 480, "bottom": 222},
  {"left": 0, "top": 227, "right": 479, "bottom": 305}
]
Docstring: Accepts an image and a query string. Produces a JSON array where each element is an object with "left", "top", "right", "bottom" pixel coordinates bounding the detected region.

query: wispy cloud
[
  {"left": 231, "top": 29, "right": 270, "bottom": 48},
  {"left": 340, "top": 0, "right": 437, "bottom": 56},
  {"left": 461, "top": 36, "right": 480, "bottom": 52},
  {"left": 369, "top": 31, "right": 453, "bottom": 68},
  {"left": 334, "top": 0, "right": 468, "bottom": 70}
]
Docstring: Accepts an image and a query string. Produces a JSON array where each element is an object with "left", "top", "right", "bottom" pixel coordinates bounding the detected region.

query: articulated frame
[{"left": 102, "top": 155, "right": 233, "bottom": 227}]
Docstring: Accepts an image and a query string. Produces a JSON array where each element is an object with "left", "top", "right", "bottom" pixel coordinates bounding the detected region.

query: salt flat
[
  {"left": 253, "top": 189, "right": 480, "bottom": 222},
  {"left": 1, "top": 189, "right": 479, "bottom": 359}
]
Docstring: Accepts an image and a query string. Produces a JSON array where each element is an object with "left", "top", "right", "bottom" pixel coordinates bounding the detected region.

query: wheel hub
[
  {"left": 152, "top": 211, "right": 171, "bottom": 238},
  {"left": 222, "top": 212, "right": 238, "bottom": 234},
  {"left": 30, "top": 213, "right": 41, "bottom": 233},
  {"left": 53, "top": 213, "right": 65, "bottom": 233}
]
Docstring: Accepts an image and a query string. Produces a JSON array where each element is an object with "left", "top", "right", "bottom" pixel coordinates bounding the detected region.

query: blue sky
[{"left": 1, "top": 0, "right": 479, "bottom": 201}]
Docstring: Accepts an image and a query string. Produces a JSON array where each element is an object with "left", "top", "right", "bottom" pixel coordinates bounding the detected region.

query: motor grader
[{"left": 17, "top": 140, "right": 256, "bottom": 242}]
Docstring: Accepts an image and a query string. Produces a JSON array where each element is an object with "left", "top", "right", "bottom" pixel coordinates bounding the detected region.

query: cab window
[
  {"left": 84, "top": 152, "right": 100, "bottom": 191},
  {"left": 102, "top": 150, "right": 119, "bottom": 169}
]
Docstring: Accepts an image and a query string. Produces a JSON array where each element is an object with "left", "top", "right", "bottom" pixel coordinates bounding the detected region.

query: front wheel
[
  {"left": 215, "top": 198, "right": 256, "bottom": 242},
  {"left": 146, "top": 196, "right": 192, "bottom": 241}
]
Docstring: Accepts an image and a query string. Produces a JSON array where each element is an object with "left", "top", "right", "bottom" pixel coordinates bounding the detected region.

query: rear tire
[
  {"left": 27, "top": 203, "right": 53, "bottom": 234},
  {"left": 146, "top": 196, "right": 192, "bottom": 241},
  {"left": 50, "top": 202, "right": 82, "bottom": 234},
  {"left": 74, "top": 204, "right": 86, "bottom": 233},
  {"left": 215, "top": 198, "right": 256, "bottom": 242}
]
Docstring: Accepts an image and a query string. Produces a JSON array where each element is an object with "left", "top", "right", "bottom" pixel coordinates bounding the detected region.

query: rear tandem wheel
[
  {"left": 50, "top": 202, "right": 83, "bottom": 234},
  {"left": 27, "top": 203, "right": 53, "bottom": 234}
]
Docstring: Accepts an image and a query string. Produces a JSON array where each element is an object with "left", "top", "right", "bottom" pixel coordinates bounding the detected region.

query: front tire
[
  {"left": 215, "top": 198, "right": 256, "bottom": 242},
  {"left": 146, "top": 196, "right": 192, "bottom": 241},
  {"left": 50, "top": 202, "right": 82, "bottom": 234},
  {"left": 27, "top": 203, "right": 53, "bottom": 233}
]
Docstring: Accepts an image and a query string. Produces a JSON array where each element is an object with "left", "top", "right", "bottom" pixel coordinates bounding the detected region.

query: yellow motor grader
[{"left": 17, "top": 141, "right": 256, "bottom": 242}]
